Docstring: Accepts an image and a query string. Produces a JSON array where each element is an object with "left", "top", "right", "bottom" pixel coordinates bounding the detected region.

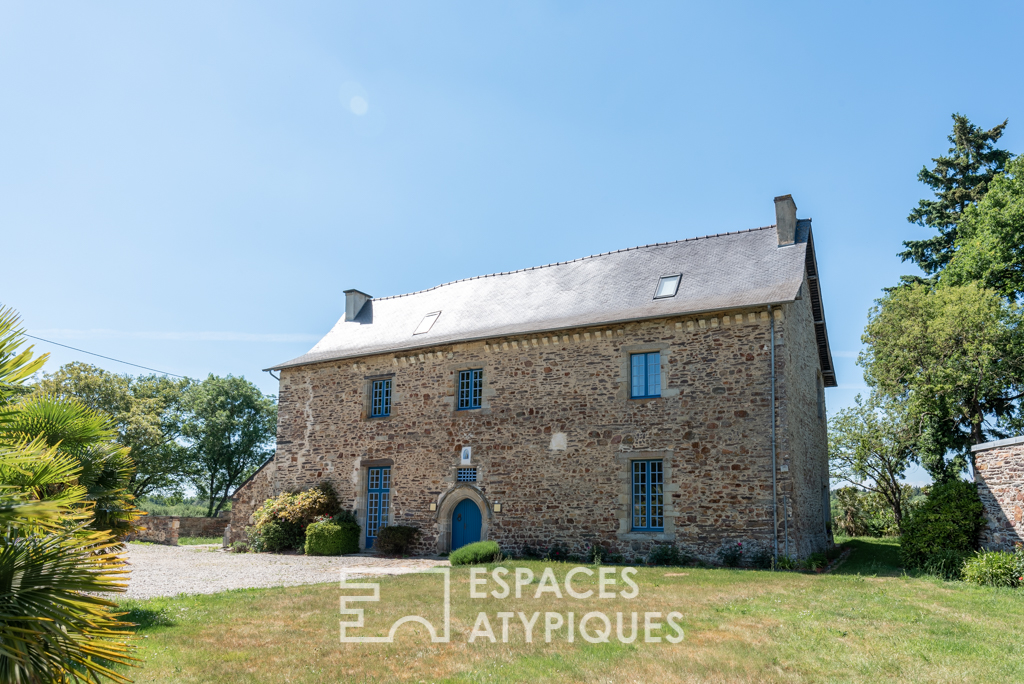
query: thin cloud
[{"left": 34, "top": 329, "right": 321, "bottom": 343}]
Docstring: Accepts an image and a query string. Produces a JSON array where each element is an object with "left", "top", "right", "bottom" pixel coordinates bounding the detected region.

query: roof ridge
[{"left": 373, "top": 225, "right": 776, "bottom": 302}]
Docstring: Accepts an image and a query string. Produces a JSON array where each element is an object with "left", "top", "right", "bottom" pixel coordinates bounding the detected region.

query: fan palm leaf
[{"left": 0, "top": 524, "right": 136, "bottom": 683}]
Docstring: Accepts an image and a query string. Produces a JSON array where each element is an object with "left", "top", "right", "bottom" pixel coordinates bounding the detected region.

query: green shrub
[
  {"left": 962, "top": 550, "right": 1019, "bottom": 587},
  {"left": 1016, "top": 545, "right": 1024, "bottom": 582},
  {"left": 374, "top": 525, "right": 419, "bottom": 555},
  {"left": 803, "top": 552, "right": 828, "bottom": 571},
  {"left": 922, "top": 549, "right": 968, "bottom": 581},
  {"left": 231, "top": 541, "right": 248, "bottom": 553},
  {"left": 449, "top": 541, "right": 501, "bottom": 565},
  {"left": 249, "top": 483, "right": 343, "bottom": 552},
  {"left": 305, "top": 522, "right": 344, "bottom": 556},
  {"left": 647, "top": 544, "right": 690, "bottom": 567},
  {"left": 899, "top": 480, "right": 985, "bottom": 569},
  {"left": 749, "top": 545, "right": 774, "bottom": 570},
  {"left": 774, "top": 555, "right": 797, "bottom": 570},
  {"left": 252, "top": 521, "right": 290, "bottom": 553},
  {"left": 543, "top": 544, "right": 570, "bottom": 562},
  {"left": 716, "top": 541, "right": 744, "bottom": 567}
]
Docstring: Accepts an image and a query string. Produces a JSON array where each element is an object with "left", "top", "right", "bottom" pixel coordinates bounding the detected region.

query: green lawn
[
  {"left": 115, "top": 538, "right": 1024, "bottom": 683},
  {"left": 177, "top": 536, "right": 223, "bottom": 546}
]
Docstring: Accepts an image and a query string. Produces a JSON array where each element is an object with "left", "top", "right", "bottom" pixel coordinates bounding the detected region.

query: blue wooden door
[
  {"left": 365, "top": 467, "right": 391, "bottom": 549},
  {"left": 451, "top": 499, "right": 482, "bottom": 551}
]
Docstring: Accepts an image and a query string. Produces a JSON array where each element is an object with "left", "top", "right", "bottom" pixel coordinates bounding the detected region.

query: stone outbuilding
[
  {"left": 232, "top": 195, "right": 837, "bottom": 561},
  {"left": 973, "top": 436, "right": 1024, "bottom": 551}
]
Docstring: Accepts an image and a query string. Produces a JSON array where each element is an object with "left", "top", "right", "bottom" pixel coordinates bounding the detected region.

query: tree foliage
[
  {"left": 2, "top": 394, "right": 142, "bottom": 537},
  {"left": 899, "top": 479, "right": 985, "bottom": 569},
  {"left": 181, "top": 375, "right": 277, "bottom": 517},
  {"left": 859, "top": 281, "right": 1024, "bottom": 480},
  {"left": 944, "top": 155, "right": 1024, "bottom": 300},
  {"left": 0, "top": 305, "right": 137, "bottom": 682},
  {"left": 35, "top": 362, "right": 192, "bottom": 497},
  {"left": 900, "top": 114, "right": 1010, "bottom": 276},
  {"left": 828, "top": 393, "right": 917, "bottom": 531}
]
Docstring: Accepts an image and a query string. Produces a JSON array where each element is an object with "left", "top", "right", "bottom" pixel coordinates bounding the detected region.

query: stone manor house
[{"left": 231, "top": 195, "right": 837, "bottom": 560}]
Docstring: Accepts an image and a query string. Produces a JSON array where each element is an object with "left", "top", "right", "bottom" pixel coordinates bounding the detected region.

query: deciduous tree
[
  {"left": 35, "top": 362, "right": 192, "bottom": 497},
  {"left": 828, "top": 393, "right": 917, "bottom": 532},
  {"left": 859, "top": 282, "right": 1024, "bottom": 480},
  {"left": 944, "top": 155, "right": 1024, "bottom": 300},
  {"left": 181, "top": 374, "right": 277, "bottom": 517}
]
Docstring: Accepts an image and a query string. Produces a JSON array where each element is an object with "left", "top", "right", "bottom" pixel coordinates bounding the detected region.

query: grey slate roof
[{"left": 271, "top": 222, "right": 835, "bottom": 385}]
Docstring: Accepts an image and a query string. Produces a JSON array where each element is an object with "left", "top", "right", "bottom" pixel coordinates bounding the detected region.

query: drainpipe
[{"left": 769, "top": 305, "right": 778, "bottom": 564}]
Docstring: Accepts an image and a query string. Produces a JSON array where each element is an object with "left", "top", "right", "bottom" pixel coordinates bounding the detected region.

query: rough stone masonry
[
  {"left": 233, "top": 296, "right": 831, "bottom": 560},
  {"left": 232, "top": 197, "right": 835, "bottom": 562},
  {"left": 974, "top": 436, "right": 1024, "bottom": 551}
]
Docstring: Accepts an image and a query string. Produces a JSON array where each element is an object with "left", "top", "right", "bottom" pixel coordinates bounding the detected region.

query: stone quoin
[{"left": 231, "top": 195, "right": 837, "bottom": 561}]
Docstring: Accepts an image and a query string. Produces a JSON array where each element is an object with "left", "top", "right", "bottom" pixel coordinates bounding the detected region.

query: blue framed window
[
  {"left": 365, "top": 466, "right": 391, "bottom": 548},
  {"left": 457, "top": 467, "right": 477, "bottom": 482},
  {"left": 370, "top": 378, "right": 392, "bottom": 418},
  {"left": 630, "top": 352, "right": 661, "bottom": 398},
  {"left": 457, "top": 369, "right": 483, "bottom": 410},
  {"left": 631, "top": 460, "right": 664, "bottom": 531}
]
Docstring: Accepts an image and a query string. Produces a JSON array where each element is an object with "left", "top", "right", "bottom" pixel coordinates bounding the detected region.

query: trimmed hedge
[
  {"left": 449, "top": 541, "right": 501, "bottom": 566},
  {"left": 899, "top": 479, "right": 985, "bottom": 569},
  {"left": 305, "top": 521, "right": 360, "bottom": 556},
  {"left": 374, "top": 526, "right": 420, "bottom": 555}
]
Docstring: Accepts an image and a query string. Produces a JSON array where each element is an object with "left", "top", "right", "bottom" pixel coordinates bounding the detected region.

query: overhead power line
[{"left": 24, "top": 334, "right": 189, "bottom": 379}]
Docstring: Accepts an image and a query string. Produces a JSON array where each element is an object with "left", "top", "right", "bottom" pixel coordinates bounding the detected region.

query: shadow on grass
[
  {"left": 832, "top": 536, "right": 903, "bottom": 576},
  {"left": 118, "top": 601, "right": 176, "bottom": 629}
]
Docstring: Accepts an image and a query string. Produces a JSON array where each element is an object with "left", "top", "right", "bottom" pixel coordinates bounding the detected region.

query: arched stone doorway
[{"left": 434, "top": 484, "right": 491, "bottom": 554}]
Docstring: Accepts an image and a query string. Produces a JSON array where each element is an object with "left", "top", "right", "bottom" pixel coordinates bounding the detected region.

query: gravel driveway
[{"left": 121, "top": 544, "right": 449, "bottom": 599}]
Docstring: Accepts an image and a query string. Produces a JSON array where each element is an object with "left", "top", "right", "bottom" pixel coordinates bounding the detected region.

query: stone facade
[
  {"left": 974, "top": 437, "right": 1024, "bottom": 551},
  {"left": 231, "top": 286, "right": 831, "bottom": 561}
]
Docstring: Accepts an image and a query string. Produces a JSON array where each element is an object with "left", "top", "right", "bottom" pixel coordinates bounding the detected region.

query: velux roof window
[
  {"left": 654, "top": 274, "right": 681, "bottom": 299},
  {"left": 413, "top": 311, "right": 441, "bottom": 335}
]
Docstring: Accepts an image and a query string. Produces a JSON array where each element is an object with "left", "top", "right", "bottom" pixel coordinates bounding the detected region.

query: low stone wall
[
  {"left": 974, "top": 436, "right": 1024, "bottom": 551},
  {"left": 178, "top": 516, "right": 230, "bottom": 539},
  {"left": 130, "top": 515, "right": 231, "bottom": 545},
  {"left": 130, "top": 515, "right": 179, "bottom": 545}
]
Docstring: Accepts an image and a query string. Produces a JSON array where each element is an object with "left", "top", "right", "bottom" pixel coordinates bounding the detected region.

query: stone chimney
[
  {"left": 344, "top": 289, "right": 372, "bottom": 321},
  {"left": 774, "top": 194, "right": 797, "bottom": 246}
]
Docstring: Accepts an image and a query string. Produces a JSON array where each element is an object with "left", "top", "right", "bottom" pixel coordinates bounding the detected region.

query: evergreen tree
[{"left": 900, "top": 113, "right": 1010, "bottom": 276}]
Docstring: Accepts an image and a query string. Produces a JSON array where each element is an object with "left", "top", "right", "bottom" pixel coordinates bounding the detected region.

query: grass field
[
  {"left": 116, "top": 538, "right": 1024, "bottom": 683},
  {"left": 177, "top": 536, "right": 223, "bottom": 546}
]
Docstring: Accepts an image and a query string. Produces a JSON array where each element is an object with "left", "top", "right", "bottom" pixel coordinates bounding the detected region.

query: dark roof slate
[{"left": 271, "top": 222, "right": 834, "bottom": 386}]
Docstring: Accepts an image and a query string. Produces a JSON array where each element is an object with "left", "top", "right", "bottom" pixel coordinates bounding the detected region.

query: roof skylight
[
  {"left": 413, "top": 311, "right": 441, "bottom": 335},
  {"left": 654, "top": 274, "right": 681, "bottom": 299}
]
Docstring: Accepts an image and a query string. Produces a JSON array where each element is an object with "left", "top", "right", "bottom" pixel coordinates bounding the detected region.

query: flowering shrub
[{"left": 247, "top": 482, "right": 342, "bottom": 552}]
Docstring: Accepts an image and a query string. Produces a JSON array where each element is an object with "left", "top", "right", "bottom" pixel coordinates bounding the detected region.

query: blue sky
[{"left": 3, "top": 2, "right": 1022, "bottom": 485}]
